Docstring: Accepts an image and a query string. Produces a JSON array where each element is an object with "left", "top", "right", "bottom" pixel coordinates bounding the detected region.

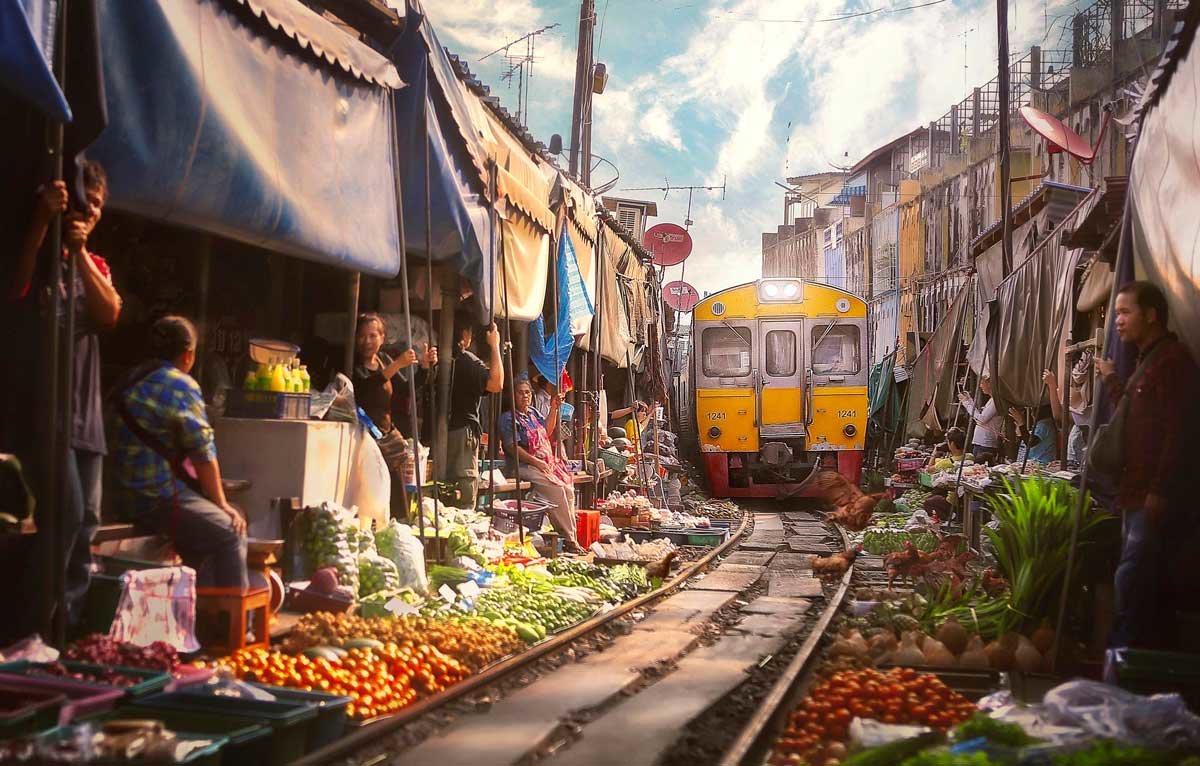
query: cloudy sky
[{"left": 429, "top": 0, "right": 1081, "bottom": 299}]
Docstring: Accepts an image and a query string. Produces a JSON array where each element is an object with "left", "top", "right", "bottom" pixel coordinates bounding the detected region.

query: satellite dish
[
  {"left": 662, "top": 280, "right": 700, "bottom": 312},
  {"left": 1019, "top": 105, "right": 1110, "bottom": 165},
  {"left": 643, "top": 223, "right": 692, "bottom": 266}
]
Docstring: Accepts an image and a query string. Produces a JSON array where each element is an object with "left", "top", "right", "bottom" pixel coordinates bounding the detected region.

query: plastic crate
[
  {"left": 621, "top": 527, "right": 728, "bottom": 547},
  {"left": 576, "top": 510, "right": 601, "bottom": 548},
  {"left": 88, "top": 705, "right": 272, "bottom": 763},
  {"left": 491, "top": 501, "right": 549, "bottom": 534},
  {"left": 1113, "top": 648, "right": 1200, "bottom": 708},
  {"left": 0, "top": 675, "right": 123, "bottom": 725},
  {"left": 37, "top": 724, "right": 228, "bottom": 766},
  {"left": 138, "top": 691, "right": 318, "bottom": 766},
  {"left": 895, "top": 457, "right": 925, "bottom": 472},
  {"left": 599, "top": 449, "right": 629, "bottom": 472},
  {"left": 0, "top": 684, "right": 65, "bottom": 740},
  {"left": 250, "top": 684, "right": 351, "bottom": 749},
  {"left": 0, "top": 661, "right": 170, "bottom": 700},
  {"left": 227, "top": 390, "right": 311, "bottom": 420}
]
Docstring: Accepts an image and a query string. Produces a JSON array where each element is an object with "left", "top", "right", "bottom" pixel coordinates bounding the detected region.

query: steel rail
[
  {"left": 717, "top": 526, "right": 856, "bottom": 766},
  {"left": 295, "top": 510, "right": 753, "bottom": 765}
]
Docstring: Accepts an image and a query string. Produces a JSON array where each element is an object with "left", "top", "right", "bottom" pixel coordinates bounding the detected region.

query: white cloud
[{"left": 425, "top": 1, "right": 578, "bottom": 82}]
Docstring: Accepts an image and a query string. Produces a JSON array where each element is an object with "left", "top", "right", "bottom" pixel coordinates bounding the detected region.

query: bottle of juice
[
  {"left": 299, "top": 365, "right": 311, "bottom": 393},
  {"left": 243, "top": 370, "right": 258, "bottom": 391},
  {"left": 270, "top": 362, "right": 287, "bottom": 393},
  {"left": 256, "top": 362, "right": 272, "bottom": 391}
]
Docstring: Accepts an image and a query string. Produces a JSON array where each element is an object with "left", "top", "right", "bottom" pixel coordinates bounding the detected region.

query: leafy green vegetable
[
  {"left": 898, "top": 750, "right": 995, "bottom": 766},
  {"left": 1049, "top": 740, "right": 1178, "bottom": 766},
  {"left": 951, "top": 714, "right": 1037, "bottom": 747},
  {"left": 986, "top": 476, "right": 1106, "bottom": 634},
  {"left": 843, "top": 732, "right": 944, "bottom": 766},
  {"left": 428, "top": 564, "right": 471, "bottom": 590}
]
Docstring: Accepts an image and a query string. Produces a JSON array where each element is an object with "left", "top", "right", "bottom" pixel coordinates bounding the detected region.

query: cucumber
[
  {"left": 302, "top": 646, "right": 340, "bottom": 661},
  {"left": 344, "top": 638, "right": 384, "bottom": 650},
  {"left": 514, "top": 624, "right": 541, "bottom": 643}
]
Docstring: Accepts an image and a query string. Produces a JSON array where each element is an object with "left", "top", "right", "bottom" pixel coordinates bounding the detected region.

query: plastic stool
[{"left": 195, "top": 586, "right": 270, "bottom": 656}]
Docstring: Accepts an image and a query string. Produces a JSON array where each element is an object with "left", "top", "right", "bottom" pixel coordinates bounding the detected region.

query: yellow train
[{"left": 689, "top": 279, "right": 868, "bottom": 498}]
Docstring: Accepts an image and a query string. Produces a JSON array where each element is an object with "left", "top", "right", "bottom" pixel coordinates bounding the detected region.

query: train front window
[
  {"left": 702, "top": 326, "right": 752, "bottom": 377},
  {"left": 811, "top": 324, "right": 861, "bottom": 375},
  {"left": 765, "top": 330, "right": 796, "bottom": 376}
]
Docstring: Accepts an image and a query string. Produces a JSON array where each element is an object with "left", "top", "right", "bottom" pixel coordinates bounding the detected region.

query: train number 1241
[
  {"left": 708, "top": 412, "right": 726, "bottom": 421},
  {"left": 837, "top": 410, "right": 857, "bottom": 418}
]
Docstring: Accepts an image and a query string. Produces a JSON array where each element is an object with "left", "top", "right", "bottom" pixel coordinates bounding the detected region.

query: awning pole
[
  {"left": 344, "top": 274, "right": 360, "bottom": 376},
  {"left": 499, "top": 216, "right": 524, "bottom": 544},
  {"left": 423, "top": 96, "right": 441, "bottom": 561},
  {"left": 590, "top": 225, "right": 606, "bottom": 488},
  {"left": 487, "top": 159, "right": 499, "bottom": 525},
  {"left": 625, "top": 349, "right": 650, "bottom": 494},
  {"left": 387, "top": 89, "right": 423, "bottom": 544},
  {"left": 41, "top": 0, "right": 71, "bottom": 646}
]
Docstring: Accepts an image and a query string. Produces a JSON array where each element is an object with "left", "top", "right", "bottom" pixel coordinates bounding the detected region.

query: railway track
[{"left": 297, "top": 500, "right": 857, "bottom": 766}]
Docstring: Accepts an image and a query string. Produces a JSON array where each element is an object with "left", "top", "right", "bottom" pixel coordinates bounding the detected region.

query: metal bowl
[{"left": 248, "top": 338, "right": 300, "bottom": 364}]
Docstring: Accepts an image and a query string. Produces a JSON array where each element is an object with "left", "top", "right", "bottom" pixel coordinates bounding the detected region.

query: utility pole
[
  {"left": 997, "top": 0, "right": 1013, "bottom": 276},
  {"left": 569, "top": 0, "right": 595, "bottom": 184}
]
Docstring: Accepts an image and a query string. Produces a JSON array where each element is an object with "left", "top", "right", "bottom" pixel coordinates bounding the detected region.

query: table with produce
[{"left": 779, "top": 471, "right": 1200, "bottom": 766}]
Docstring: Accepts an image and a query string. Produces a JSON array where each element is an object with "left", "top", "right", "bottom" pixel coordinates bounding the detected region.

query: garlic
[
  {"left": 959, "top": 635, "right": 989, "bottom": 669},
  {"left": 1014, "top": 634, "right": 1042, "bottom": 673},
  {"left": 891, "top": 632, "right": 924, "bottom": 666},
  {"left": 922, "top": 637, "right": 956, "bottom": 666}
]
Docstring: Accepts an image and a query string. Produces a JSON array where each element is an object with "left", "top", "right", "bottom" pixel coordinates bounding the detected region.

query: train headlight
[
  {"left": 836, "top": 297, "right": 851, "bottom": 313},
  {"left": 843, "top": 424, "right": 857, "bottom": 438},
  {"left": 708, "top": 426, "right": 721, "bottom": 439},
  {"left": 758, "top": 279, "right": 802, "bottom": 302}
]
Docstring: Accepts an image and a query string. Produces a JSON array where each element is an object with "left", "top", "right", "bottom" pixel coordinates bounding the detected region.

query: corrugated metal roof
[
  {"left": 231, "top": 0, "right": 403, "bottom": 88},
  {"left": 969, "top": 180, "right": 1093, "bottom": 255}
]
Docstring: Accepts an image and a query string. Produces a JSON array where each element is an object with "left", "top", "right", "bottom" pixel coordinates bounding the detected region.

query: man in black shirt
[{"left": 447, "top": 317, "right": 503, "bottom": 508}]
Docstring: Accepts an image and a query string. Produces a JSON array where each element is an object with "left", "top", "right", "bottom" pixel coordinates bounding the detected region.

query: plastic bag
[
  {"left": 109, "top": 567, "right": 200, "bottom": 653},
  {"left": 0, "top": 635, "right": 59, "bottom": 663},
  {"left": 299, "top": 503, "right": 360, "bottom": 593},
  {"left": 342, "top": 424, "right": 390, "bottom": 530},
  {"left": 317, "top": 373, "right": 358, "bottom": 423},
  {"left": 357, "top": 552, "right": 401, "bottom": 597},
  {"left": 1041, "top": 679, "right": 1200, "bottom": 750},
  {"left": 849, "top": 718, "right": 932, "bottom": 750},
  {"left": 195, "top": 668, "right": 277, "bottom": 701},
  {"left": 375, "top": 521, "right": 429, "bottom": 593}
]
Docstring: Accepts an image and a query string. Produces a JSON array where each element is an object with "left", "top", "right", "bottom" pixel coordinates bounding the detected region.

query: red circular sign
[
  {"left": 662, "top": 280, "right": 700, "bottom": 312},
  {"left": 643, "top": 223, "right": 693, "bottom": 266}
]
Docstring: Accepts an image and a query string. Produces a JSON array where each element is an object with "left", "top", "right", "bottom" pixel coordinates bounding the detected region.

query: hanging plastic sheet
[
  {"left": 390, "top": 5, "right": 490, "bottom": 289},
  {"left": 529, "top": 229, "right": 589, "bottom": 382},
  {"left": 559, "top": 175, "right": 598, "bottom": 334},
  {"left": 985, "top": 195, "right": 1094, "bottom": 408},
  {"left": 86, "top": 0, "right": 402, "bottom": 277},
  {"left": 578, "top": 221, "right": 634, "bottom": 366},
  {"left": 905, "top": 280, "right": 970, "bottom": 438},
  {"left": 1130, "top": 15, "right": 1200, "bottom": 362}
]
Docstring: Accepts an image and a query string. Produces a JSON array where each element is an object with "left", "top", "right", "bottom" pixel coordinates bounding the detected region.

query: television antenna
[
  {"left": 480, "top": 24, "right": 559, "bottom": 127},
  {"left": 621, "top": 177, "right": 727, "bottom": 230}
]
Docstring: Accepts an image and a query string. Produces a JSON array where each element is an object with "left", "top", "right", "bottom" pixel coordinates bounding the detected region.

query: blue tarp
[
  {"left": 389, "top": 1, "right": 491, "bottom": 292},
  {"left": 0, "top": 0, "right": 70, "bottom": 121},
  {"left": 529, "top": 229, "right": 588, "bottom": 383},
  {"left": 84, "top": 0, "right": 402, "bottom": 277}
]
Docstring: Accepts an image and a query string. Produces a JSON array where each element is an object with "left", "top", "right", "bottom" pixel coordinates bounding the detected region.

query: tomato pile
[
  {"left": 770, "top": 667, "right": 977, "bottom": 766},
  {"left": 216, "top": 644, "right": 469, "bottom": 721}
]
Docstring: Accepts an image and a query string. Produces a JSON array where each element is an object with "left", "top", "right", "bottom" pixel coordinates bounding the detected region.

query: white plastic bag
[
  {"left": 109, "top": 567, "right": 199, "bottom": 653},
  {"left": 342, "top": 424, "right": 390, "bottom": 530},
  {"left": 374, "top": 521, "right": 429, "bottom": 593},
  {"left": 1041, "top": 679, "right": 1200, "bottom": 750},
  {"left": 0, "top": 635, "right": 59, "bottom": 664}
]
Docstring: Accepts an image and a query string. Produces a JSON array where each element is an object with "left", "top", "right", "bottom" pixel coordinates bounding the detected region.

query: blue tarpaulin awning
[
  {"left": 1, "top": 0, "right": 71, "bottom": 121},
  {"left": 829, "top": 184, "right": 866, "bottom": 207},
  {"left": 390, "top": 3, "right": 491, "bottom": 290},
  {"left": 85, "top": 0, "right": 404, "bottom": 277}
]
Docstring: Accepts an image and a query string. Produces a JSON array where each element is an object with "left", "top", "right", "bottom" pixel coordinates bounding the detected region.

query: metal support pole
[{"left": 422, "top": 103, "right": 441, "bottom": 554}]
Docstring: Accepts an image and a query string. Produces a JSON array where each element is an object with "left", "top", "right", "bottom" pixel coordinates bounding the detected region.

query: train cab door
[{"left": 757, "top": 320, "right": 805, "bottom": 437}]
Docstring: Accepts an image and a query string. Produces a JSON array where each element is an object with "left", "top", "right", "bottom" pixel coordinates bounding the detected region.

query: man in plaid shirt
[
  {"left": 113, "top": 316, "right": 247, "bottom": 589},
  {"left": 1098, "top": 281, "right": 1199, "bottom": 648}
]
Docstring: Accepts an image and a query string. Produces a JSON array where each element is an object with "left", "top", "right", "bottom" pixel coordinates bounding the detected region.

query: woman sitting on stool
[{"left": 498, "top": 373, "right": 584, "bottom": 554}]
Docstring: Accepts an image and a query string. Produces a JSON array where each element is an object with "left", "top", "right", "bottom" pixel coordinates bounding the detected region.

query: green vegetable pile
[
  {"left": 299, "top": 504, "right": 360, "bottom": 591},
  {"left": 862, "top": 527, "right": 939, "bottom": 555},
  {"left": 952, "top": 714, "right": 1038, "bottom": 748},
  {"left": 357, "top": 553, "right": 401, "bottom": 597},
  {"left": 1049, "top": 741, "right": 1186, "bottom": 766},
  {"left": 474, "top": 587, "right": 595, "bottom": 635}
]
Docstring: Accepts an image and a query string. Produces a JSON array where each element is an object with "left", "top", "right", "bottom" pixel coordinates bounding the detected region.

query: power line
[{"left": 718, "top": 0, "right": 948, "bottom": 24}]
